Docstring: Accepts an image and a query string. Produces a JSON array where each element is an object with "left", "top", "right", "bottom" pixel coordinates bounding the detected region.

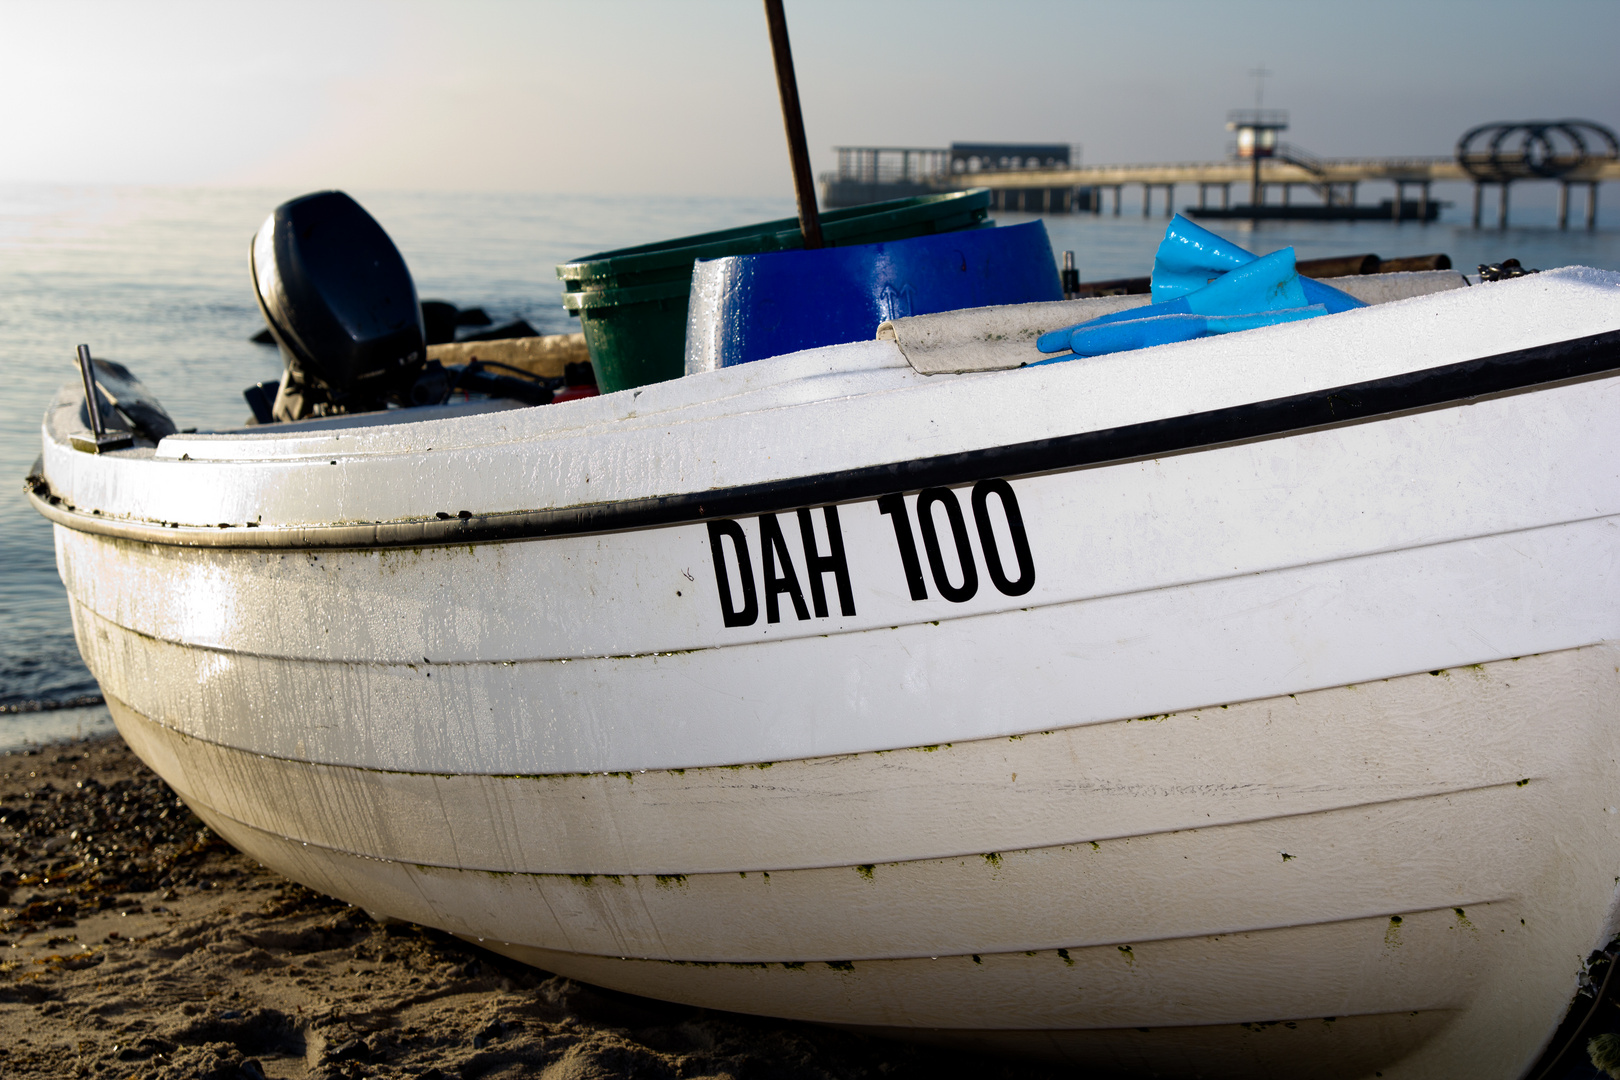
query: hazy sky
[{"left": 1, "top": 0, "right": 1615, "bottom": 197}]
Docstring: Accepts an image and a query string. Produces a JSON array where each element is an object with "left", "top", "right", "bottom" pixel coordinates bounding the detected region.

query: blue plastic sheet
[
  {"left": 1153, "top": 215, "right": 1365, "bottom": 314},
  {"left": 1150, "top": 216, "right": 1257, "bottom": 301},
  {"left": 1034, "top": 218, "right": 1367, "bottom": 361},
  {"left": 1034, "top": 305, "right": 1327, "bottom": 362},
  {"left": 1036, "top": 246, "right": 1313, "bottom": 354}
]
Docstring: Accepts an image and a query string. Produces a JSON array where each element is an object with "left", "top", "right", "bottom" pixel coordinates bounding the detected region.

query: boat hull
[
  {"left": 103, "top": 644, "right": 1620, "bottom": 1079},
  {"left": 54, "top": 368, "right": 1620, "bottom": 775},
  {"left": 38, "top": 270, "right": 1620, "bottom": 1076}
]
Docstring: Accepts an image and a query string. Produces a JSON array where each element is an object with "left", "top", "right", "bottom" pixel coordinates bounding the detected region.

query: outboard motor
[{"left": 251, "top": 191, "right": 426, "bottom": 421}]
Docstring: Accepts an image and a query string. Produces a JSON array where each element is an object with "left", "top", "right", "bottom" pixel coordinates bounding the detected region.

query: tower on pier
[{"left": 1227, "top": 110, "right": 1289, "bottom": 212}]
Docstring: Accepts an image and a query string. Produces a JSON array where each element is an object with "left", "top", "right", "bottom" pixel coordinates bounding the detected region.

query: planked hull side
[
  {"left": 56, "top": 369, "right": 1620, "bottom": 777},
  {"left": 105, "top": 645, "right": 1620, "bottom": 1080},
  {"left": 41, "top": 272, "right": 1620, "bottom": 1076}
]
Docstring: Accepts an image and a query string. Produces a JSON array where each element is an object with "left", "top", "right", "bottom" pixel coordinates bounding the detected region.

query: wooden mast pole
[{"left": 763, "top": 0, "right": 824, "bottom": 249}]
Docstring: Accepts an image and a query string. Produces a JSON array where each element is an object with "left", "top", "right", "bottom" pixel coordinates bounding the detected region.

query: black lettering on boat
[
  {"left": 917, "top": 488, "right": 978, "bottom": 603},
  {"left": 797, "top": 506, "right": 856, "bottom": 617},
  {"left": 877, "top": 493, "right": 928, "bottom": 601},
  {"left": 713, "top": 486, "right": 1016, "bottom": 625},
  {"left": 706, "top": 520, "right": 758, "bottom": 627},
  {"left": 759, "top": 513, "right": 811, "bottom": 623},
  {"left": 972, "top": 479, "right": 1035, "bottom": 596}
]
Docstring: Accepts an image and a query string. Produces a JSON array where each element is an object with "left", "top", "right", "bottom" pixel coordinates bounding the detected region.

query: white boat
[{"left": 29, "top": 266, "right": 1620, "bottom": 1079}]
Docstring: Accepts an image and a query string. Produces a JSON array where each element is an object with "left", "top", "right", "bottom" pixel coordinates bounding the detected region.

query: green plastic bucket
[{"left": 558, "top": 189, "right": 992, "bottom": 393}]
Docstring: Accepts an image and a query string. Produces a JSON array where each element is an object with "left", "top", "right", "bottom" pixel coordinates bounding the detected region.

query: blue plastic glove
[
  {"left": 1151, "top": 216, "right": 1255, "bottom": 300},
  {"left": 1037, "top": 247, "right": 1308, "bottom": 353},
  {"left": 1032, "top": 304, "right": 1327, "bottom": 363},
  {"left": 1152, "top": 215, "right": 1365, "bottom": 314},
  {"left": 1201, "top": 304, "right": 1327, "bottom": 333}
]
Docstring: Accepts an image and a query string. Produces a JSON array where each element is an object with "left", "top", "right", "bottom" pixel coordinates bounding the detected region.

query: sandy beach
[{"left": 1, "top": 733, "right": 1053, "bottom": 1080}]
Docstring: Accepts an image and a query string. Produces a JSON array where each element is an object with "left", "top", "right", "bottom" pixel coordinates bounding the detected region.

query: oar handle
[
  {"left": 77, "top": 344, "right": 106, "bottom": 437},
  {"left": 764, "top": 0, "right": 823, "bottom": 250}
]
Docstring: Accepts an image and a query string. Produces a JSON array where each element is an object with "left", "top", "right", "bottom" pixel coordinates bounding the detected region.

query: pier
[{"left": 822, "top": 117, "right": 1620, "bottom": 228}]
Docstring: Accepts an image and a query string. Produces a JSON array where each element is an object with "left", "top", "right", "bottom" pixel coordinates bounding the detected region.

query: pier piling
[{"left": 1457, "top": 120, "right": 1616, "bottom": 230}]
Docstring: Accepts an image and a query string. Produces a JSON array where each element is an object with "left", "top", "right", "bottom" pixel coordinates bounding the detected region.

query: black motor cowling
[{"left": 251, "top": 191, "right": 425, "bottom": 420}]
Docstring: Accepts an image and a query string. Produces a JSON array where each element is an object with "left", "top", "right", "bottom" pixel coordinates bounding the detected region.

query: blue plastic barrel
[{"left": 685, "top": 221, "right": 1062, "bottom": 373}]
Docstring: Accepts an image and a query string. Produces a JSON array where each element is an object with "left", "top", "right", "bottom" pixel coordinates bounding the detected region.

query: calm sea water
[{"left": 3, "top": 184, "right": 1618, "bottom": 750}]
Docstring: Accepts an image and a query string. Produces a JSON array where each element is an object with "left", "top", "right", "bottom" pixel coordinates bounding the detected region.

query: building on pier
[{"left": 822, "top": 143, "right": 1088, "bottom": 211}]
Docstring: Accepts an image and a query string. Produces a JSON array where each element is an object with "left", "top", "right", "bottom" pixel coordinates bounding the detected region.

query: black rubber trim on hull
[{"left": 29, "top": 328, "right": 1620, "bottom": 551}]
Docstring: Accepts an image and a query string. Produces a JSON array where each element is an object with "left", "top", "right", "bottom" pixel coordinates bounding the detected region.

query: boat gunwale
[{"left": 28, "top": 327, "right": 1620, "bottom": 551}]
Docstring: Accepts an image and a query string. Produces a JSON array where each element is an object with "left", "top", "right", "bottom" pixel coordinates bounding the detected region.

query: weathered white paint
[
  {"left": 68, "top": 515, "right": 1620, "bottom": 775},
  {"left": 108, "top": 648, "right": 1587, "bottom": 878},
  {"left": 60, "top": 367, "right": 1620, "bottom": 665},
  {"left": 872, "top": 271, "right": 1466, "bottom": 375},
  {"left": 54, "top": 359, "right": 1620, "bottom": 772},
  {"left": 36, "top": 267, "right": 1620, "bottom": 1076},
  {"left": 110, "top": 647, "right": 1620, "bottom": 1080},
  {"left": 41, "top": 268, "right": 1620, "bottom": 530}
]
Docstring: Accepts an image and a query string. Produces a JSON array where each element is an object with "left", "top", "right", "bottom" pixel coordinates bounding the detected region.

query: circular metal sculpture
[{"left": 1457, "top": 120, "right": 1620, "bottom": 182}]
